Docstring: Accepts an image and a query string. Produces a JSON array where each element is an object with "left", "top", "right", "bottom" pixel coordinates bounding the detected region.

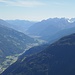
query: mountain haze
[
  {"left": 48, "top": 26, "right": 75, "bottom": 44},
  {"left": 27, "top": 18, "right": 75, "bottom": 41},
  {"left": 6, "top": 20, "right": 36, "bottom": 33}
]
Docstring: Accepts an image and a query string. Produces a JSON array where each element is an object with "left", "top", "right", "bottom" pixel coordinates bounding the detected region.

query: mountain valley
[{"left": 1, "top": 33, "right": 75, "bottom": 75}]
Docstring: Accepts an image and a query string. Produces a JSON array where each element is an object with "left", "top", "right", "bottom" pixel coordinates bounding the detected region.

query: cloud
[
  {"left": 0, "top": 0, "right": 6, "bottom": 2},
  {"left": 0, "top": 0, "right": 45, "bottom": 7}
]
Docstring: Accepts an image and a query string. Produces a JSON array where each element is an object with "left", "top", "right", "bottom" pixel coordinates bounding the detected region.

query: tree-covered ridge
[{"left": 2, "top": 33, "right": 75, "bottom": 75}]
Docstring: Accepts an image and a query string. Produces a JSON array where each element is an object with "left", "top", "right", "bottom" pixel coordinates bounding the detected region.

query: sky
[{"left": 0, "top": 0, "right": 75, "bottom": 21}]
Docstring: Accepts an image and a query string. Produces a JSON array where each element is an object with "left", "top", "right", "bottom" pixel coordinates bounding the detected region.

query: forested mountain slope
[
  {"left": 2, "top": 33, "right": 75, "bottom": 75},
  {"left": 0, "top": 24, "right": 38, "bottom": 69}
]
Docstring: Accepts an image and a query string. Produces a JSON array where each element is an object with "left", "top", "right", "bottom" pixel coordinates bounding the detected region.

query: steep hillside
[
  {"left": 0, "top": 24, "right": 38, "bottom": 73},
  {"left": 0, "top": 25, "right": 37, "bottom": 56},
  {"left": 1, "top": 33, "right": 75, "bottom": 75},
  {"left": 19, "top": 44, "right": 49, "bottom": 58},
  {"left": 48, "top": 25, "right": 75, "bottom": 44},
  {"left": 0, "top": 19, "right": 11, "bottom": 27}
]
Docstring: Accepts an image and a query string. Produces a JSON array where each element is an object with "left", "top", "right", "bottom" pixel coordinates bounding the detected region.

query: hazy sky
[{"left": 0, "top": 0, "right": 75, "bottom": 21}]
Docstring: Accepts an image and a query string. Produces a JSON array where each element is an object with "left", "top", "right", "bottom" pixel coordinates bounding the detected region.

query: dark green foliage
[{"left": 1, "top": 33, "right": 75, "bottom": 75}]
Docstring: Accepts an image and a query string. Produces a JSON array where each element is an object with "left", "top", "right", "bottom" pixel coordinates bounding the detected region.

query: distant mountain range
[
  {"left": 0, "top": 19, "right": 36, "bottom": 34},
  {"left": 20, "top": 44, "right": 49, "bottom": 57},
  {"left": 69, "top": 18, "right": 75, "bottom": 22},
  {"left": 6, "top": 20, "right": 36, "bottom": 33},
  {"left": 1, "top": 18, "right": 75, "bottom": 75},
  {"left": 27, "top": 18, "right": 75, "bottom": 41},
  {"left": 1, "top": 18, "right": 75, "bottom": 43},
  {"left": 1, "top": 33, "right": 75, "bottom": 75}
]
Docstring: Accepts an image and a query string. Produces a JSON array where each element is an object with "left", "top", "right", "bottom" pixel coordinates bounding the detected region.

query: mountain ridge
[
  {"left": 0, "top": 23, "right": 38, "bottom": 73},
  {"left": 1, "top": 33, "right": 75, "bottom": 75}
]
